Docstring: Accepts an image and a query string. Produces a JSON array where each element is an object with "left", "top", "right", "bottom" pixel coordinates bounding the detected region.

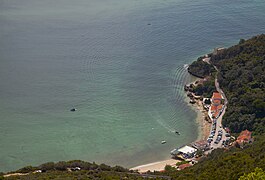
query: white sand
[{"left": 130, "top": 159, "right": 180, "bottom": 173}]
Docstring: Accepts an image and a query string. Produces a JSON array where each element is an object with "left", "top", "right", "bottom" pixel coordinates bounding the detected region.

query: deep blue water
[{"left": 0, "top": 0, "right": 265, "bottom": 172}]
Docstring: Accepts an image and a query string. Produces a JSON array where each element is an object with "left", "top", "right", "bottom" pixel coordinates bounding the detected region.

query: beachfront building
[
  {"left": 236, "top": 130, "right": 253, "bottom": 148},
  {"left": 210, "top": 104, "right": 223, "bottom": 118},
  {"left": 209, "top": 92, "right": 223, "bottom": 119},
  {"left": 212, "top": 92, "right": 222, "bottom": 105},
  {"left": 191, "top": 140, "right": 210, "bottom": 151},
  {"left": 171, "top": 145, "right": 197, "bottom": 159}
]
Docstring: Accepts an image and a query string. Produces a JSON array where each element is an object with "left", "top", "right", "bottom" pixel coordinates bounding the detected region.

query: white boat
[{"left": 161, "top": 140, "right": 166, "bottom": 144}]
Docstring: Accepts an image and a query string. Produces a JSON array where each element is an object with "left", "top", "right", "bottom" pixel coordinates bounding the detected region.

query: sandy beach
[
  {"left": 191, "top": 96, "right": 211, "bottom": 141},
  {"left": 130, "top": 159, "right": 181, "bottom": 173}
]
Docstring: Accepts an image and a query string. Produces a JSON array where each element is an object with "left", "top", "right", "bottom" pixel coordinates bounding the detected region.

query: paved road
[{"left": 205, "top": 64, "right": 229, "bottom": 153}]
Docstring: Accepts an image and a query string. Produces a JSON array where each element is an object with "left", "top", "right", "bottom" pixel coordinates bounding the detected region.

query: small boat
[
  {"left": 70, "top": 108, "right": 77, "bottom": 112},
  {"left": 175, "top": 131, "right": 180, "bottom": 135},
  {"left": 161, "top": 140, "right": 166, "bottom": 144}
]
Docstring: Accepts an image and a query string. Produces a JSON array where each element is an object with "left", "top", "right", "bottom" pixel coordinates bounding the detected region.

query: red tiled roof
[
  {"left": 217, "top": 105, "right": 223, "bottom": 110},
  {"left": 211, "top": 105, "right": 217, "bottom": 111},
  {"left": 236, "top": 130, "right": 252, "bottom": 143},
  {"left": 212, "top": 92, "right": 222, "bottom": 99},
  {"left": 179, "top": 163, "right": 192, "bottom": 170},
  {"left": 213, "top": 99, "right": 221, "bottom": 105},
  {"left": 213, "top": 111, "right": 219, "bottom": 118}
]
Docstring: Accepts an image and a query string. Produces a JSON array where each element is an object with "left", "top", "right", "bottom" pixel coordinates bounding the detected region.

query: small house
[{"left": 236, "top": 130, "right": 253, "bottom": 148}]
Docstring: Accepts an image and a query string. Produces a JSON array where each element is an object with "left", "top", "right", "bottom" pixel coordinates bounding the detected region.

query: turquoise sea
[{"left": 0, "top": 0, "right": 265, "bottom": 172}]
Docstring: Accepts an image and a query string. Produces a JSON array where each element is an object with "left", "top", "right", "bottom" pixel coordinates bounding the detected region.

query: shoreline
[
  {"left": 185, "top": 78, "right": 211, "bottom": 141},
  {"left": 130, "top": 77, "right": 211, "bottom": 173},
  {"left": 130, "top": 159, "right": 181, "bottom": 173}
]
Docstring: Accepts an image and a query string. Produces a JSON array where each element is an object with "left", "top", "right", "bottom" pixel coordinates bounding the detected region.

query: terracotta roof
[
  {"left": 179, "top": 163, "right": 192, "bottom": 170},
  {"left": 212, "top": 92, "right": 222, "bottom": 99},
  {"left": 213, "top": 99, "right": 221, "bottom": 105},
  {"left": 211, "top": 105, "right": 217, "bottom": 111},
  {"left": 236, "top": 130, "right": 252, "bottom": 143},
  {"left": 213, "top": 111, "right": 219, "bottom": 118},
  {"left": 217, "top": 105, "right": 223, "bottom": 110}
]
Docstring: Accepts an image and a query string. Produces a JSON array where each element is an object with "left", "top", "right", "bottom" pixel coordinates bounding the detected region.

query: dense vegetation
[
  {"left": 1, "top": 161, "right": 149, "bottom": 180},
  {"left": 192, "top": 76, "right": 216, "bottom": 97},
  {"left": 239, "top": 167, "right": 265, "bottom": 180},
  {"left": 3, "top": 171, "right": 143, "bottom": 180},
  {"left": 187, "top": 56, "right": 216, "bottom": 78},
  {"left": 210, "top": 34, "right": 265, "bottom": 134}
]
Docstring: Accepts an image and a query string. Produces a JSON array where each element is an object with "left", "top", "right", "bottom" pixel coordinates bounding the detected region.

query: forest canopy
[{"left": 211, "top": 34, "right": 265, "bottom": 134}]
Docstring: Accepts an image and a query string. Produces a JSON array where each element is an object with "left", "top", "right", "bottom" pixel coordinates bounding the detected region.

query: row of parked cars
[
  {"left": 222, "top": 133, "right": 231, "bottom": 147},
  {"left": 207, "top": 116, "right": 232, "bottom": 148},
  {"left": 214, "top": 130, "right": 223, "bottom": 144},
  {"left": 207, "top": 121, "right": 217, "bottom": 143}
]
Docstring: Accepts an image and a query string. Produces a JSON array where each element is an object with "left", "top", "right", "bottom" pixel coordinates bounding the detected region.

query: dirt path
[{"left": 3, "top": 172, "right": 29, "bottom": 177}]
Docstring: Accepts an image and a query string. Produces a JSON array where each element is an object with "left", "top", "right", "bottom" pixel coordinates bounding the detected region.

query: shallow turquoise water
[{"left": 0, "top": 0, "right": 265, "bottom": 172}]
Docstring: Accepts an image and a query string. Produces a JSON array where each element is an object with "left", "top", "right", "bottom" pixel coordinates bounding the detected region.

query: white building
[{"left": 171, "top": 145, "right": 198, "bottom": 159}]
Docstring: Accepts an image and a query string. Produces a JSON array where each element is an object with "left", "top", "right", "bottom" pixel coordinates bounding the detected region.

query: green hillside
[{"left": 211, "top": 34, "right": 265, "bottom": 134}]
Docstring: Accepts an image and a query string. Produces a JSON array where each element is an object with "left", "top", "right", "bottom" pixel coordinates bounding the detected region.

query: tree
[
  {"left": 239, "top": 167, "right": 265, "bottom": 180},
  {"left": 39, "top": 162, "right": 55, "bottom": 171},
  {"left": 164, "top": 165, "right": 176, "bottom": 172},
  {"left": 239, "top": 39, "right": 246, "bottom": 44}
]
